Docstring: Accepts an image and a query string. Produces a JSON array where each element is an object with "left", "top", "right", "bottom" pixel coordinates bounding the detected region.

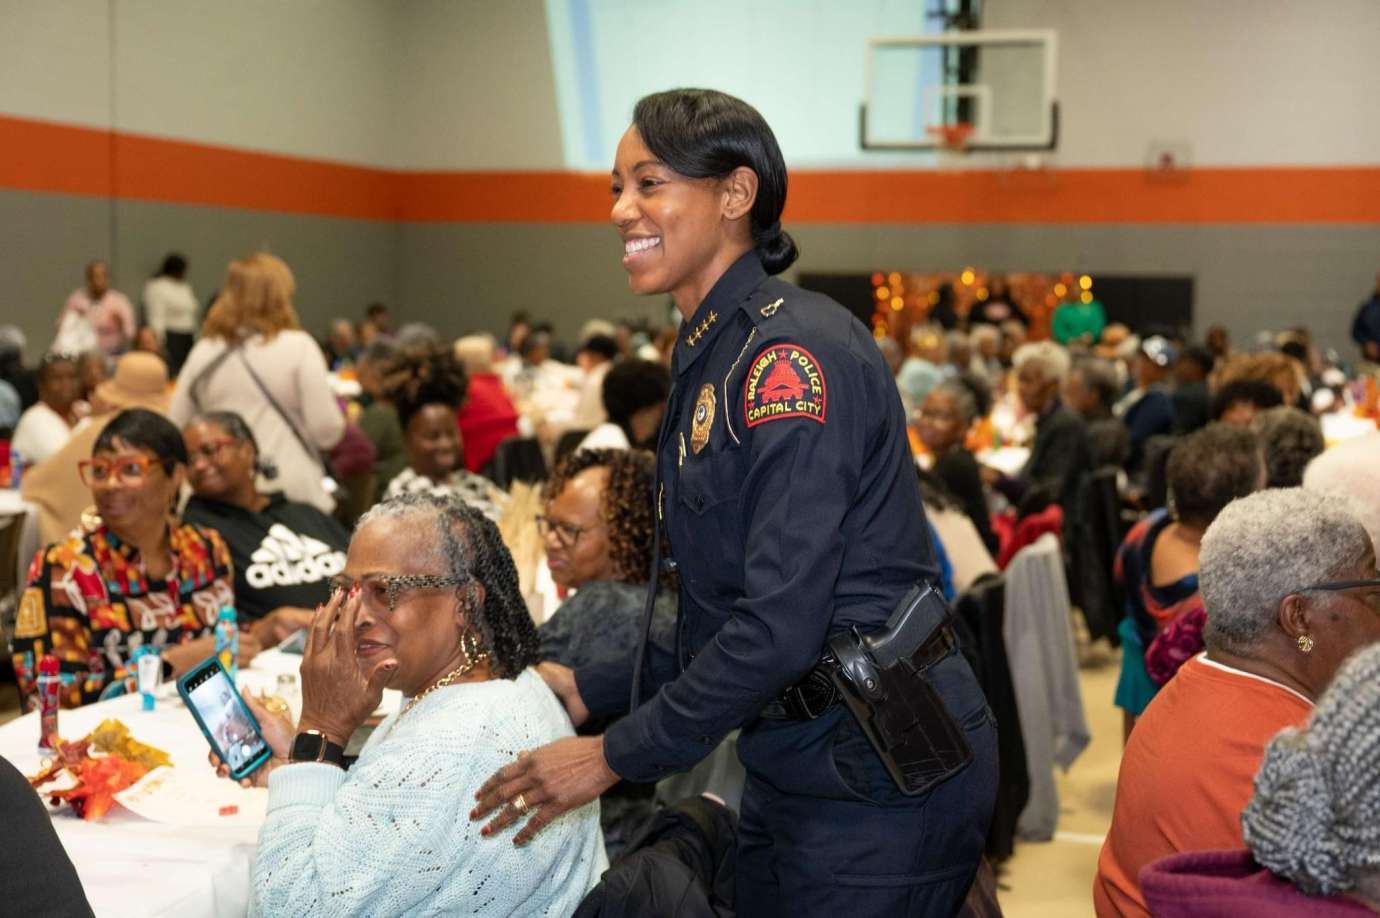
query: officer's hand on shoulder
[{"left": 535, "top": 661, "right": 589, "bottom": 727}]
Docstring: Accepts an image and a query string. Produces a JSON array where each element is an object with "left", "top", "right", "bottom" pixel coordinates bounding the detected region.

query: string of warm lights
[{"left": 869, "top": 268, "right": 1100, "bottom": 342}]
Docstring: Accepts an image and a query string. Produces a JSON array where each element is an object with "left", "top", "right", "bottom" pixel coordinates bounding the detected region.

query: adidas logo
[{"left": 246, "top": 523, "right": 346, "bottom": 590}]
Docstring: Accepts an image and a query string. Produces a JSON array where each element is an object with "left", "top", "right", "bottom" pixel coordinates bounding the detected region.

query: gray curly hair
[
  {"left": 1243, "top": 642, "right": 1380, "bottom": 898},
  {"left": 1199, "top": 488, "right": 1372, "bottom": 654}
]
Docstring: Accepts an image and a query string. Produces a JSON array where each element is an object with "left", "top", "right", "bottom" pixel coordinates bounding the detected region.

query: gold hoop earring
[
  {"left": 1297, "top": 634, "right": 1315, "bottom": 654},
  {"left": 459, "top": 631, "right": 487, "bottom": 668}
]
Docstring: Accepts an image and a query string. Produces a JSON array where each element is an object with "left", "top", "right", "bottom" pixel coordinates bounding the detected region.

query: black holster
[{"left": 827, "top": 583, "right": 973, "bottom": 796}]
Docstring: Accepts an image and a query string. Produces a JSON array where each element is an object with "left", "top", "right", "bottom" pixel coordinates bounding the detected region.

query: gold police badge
[{"left": 691, "top": 383, "right": 716, "bottom": 454}]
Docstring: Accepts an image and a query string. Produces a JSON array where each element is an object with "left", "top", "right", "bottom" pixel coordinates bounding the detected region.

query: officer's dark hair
[
  {"left": 602, "top": 359, "right": 670, "bottom": 438},
  {"left": 93, "top": 408, "right": 187, "bottom": 472},
  {"left": 1179, "top": 344, "right": 1215, "bottom": 377},
  {"left": 632, "top": 88, "right": 798, "bottom": 275}
]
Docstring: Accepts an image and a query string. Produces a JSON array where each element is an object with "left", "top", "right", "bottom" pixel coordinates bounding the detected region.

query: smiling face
[
  {"left": 917, "top": 389, "right": 966, "bottom": 455},
  {"left": 345, "top": 516, "right": 478, "bottom": 697},
  {"left": 405, "top": 404, "right": 462, "bottom": 480},
  {"left": 184, "top": 421, "right": 256, "bottom": 502},
  {"left": 609, "top": 127, "right": 755, "bottom": 314},
  {"left": 89, "top": 437, "right": 182, "bottom": 537}
]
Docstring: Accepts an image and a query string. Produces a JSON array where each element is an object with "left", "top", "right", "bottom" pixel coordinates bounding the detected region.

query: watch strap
[{"left": 290, "top": 729, "right": 346, "bottom": 768}]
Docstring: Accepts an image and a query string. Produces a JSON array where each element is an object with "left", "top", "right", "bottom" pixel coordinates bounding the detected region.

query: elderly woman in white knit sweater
[{"left": 213, "top": 492, "right": 606, "bottom": 916}]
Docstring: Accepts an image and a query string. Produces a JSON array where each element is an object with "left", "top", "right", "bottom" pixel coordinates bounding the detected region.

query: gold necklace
[{"left": 399, "top": 651, "right": 488, "bottom": 719}]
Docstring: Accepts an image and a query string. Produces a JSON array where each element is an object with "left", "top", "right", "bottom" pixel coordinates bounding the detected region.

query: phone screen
[{"left": 181, "top": 661, "right": 271, "bottom": 777}]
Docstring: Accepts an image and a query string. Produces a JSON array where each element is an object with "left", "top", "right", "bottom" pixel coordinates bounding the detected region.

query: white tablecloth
[
  {"left": 0, "top": 648, "right": 397, "bottom": 918},
  {"left": 976, "top": 446, "right": 1031, "bottom": 478}
]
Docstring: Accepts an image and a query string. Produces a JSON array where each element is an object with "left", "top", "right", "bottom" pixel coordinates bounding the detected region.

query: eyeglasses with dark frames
[
  {"left": 534, "top": 513, "right": 595, "bottom": 549},
  {"left": 1291, "top": 578, "right": 1380, "bottom": 596},
  {"left": 328, "top": 573, "right": 471, "bottom": 613}
]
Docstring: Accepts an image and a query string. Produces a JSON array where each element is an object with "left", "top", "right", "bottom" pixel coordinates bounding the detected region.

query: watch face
[{"left": 291, "top": 732, "right": 325, "bottom": 761}]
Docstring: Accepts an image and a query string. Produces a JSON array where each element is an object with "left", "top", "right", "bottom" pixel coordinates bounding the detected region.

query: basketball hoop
[{"left": 926, "top": 122, "right": 975, "bottom": 153}]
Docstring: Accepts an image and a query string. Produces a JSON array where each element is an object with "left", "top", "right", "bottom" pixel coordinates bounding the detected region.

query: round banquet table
[{"left": 0, "top": 648, "right": 400, "bottom": 918}]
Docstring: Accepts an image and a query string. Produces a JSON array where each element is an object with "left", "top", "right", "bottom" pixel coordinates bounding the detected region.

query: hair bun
[
  {"left": 1243, "top": 730, "right": 1347, "bottom": 895},
  {"left": 755, "top": 225, "right": 799, "bottom": 275}
]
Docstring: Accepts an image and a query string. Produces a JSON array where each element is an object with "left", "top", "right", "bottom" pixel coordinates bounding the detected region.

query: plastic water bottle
[
  {"left": 37, "top": 655, "right": 60, "bottom": 753},
  {"left": 214, "top": 606, "right": 239, "bottom": 679}
]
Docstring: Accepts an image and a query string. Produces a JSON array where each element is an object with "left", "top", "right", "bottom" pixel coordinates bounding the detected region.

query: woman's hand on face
[
  {"left": 534, "top": 662, "right": 589, "bottom": 728},
  {"left": 470, "top": 736, "right": 618, "bottom": 846},
  {"left": 205, "top": 692, "right": 294, "bottom": 789},
  {"left": 296, "top": 589, "right": 398, "bottom": 747}
]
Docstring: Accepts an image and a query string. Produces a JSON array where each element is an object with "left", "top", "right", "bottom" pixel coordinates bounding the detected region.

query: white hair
[
  {"left": 970, "top": 324, "right": 999, "bottom": 347},
  {"left": 1012, "top": 341, "right": 1070, "bottom": 383},
  {"left": 453, "top": 334, "right": 496, "bottom": 375},
  {"left": 1200, "top": 488, "right": 1372, "bottom": 654},
  {"left": 1304, "top": 433, "right": 1380, "bottom": 550}
]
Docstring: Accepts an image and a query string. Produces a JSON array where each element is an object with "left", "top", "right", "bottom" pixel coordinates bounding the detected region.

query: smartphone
[{"left": 177, "top": 656, "right": 273, "bottom": 780}]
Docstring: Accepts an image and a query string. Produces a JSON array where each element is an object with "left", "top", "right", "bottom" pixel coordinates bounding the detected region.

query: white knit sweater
[{"left": 253, "top": 669, "right": 608, "bottom": 917}]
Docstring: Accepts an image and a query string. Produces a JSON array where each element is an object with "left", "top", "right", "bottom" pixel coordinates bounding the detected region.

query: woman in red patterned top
[{"left": 11, "top": 408, "right": 256, "bottom": 709}]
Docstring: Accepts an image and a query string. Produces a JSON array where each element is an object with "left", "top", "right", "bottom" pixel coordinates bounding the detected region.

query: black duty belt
[{"left": 759, "top": 618, "right": 958, "bottom": 722}]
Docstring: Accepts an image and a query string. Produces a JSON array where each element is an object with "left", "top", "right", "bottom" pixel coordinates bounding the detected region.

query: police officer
[{"left": 473, "top": 89, "right": 997, "bottom": 915}]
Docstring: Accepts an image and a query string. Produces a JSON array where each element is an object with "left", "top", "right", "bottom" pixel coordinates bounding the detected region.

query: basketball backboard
[{"left": 860, "top": 30, "right": 1058, "bottom": 152}]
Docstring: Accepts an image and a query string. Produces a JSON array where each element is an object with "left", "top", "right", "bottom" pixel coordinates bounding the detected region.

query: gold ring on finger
[{"left": 513, "top": 793, "right": 528, "bottom": 814}]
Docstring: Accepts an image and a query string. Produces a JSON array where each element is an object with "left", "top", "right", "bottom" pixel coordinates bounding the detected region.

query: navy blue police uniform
[{"left": 576, "top": 252, "right": 997, "bottom": 916}]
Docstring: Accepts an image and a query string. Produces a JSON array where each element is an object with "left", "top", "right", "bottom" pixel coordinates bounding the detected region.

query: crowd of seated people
[{"left": 6, "top": 248, "right": 1380, "bottom": 917}]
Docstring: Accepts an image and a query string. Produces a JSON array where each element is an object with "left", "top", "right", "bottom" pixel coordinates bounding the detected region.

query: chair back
[{"left": 486, "top": 437, "right": 548, "bottom": 489}]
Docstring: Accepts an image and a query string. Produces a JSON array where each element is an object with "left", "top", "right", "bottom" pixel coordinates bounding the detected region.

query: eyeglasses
[
  {"left": 188, "top": 439, "right": 239, "bottom": 463},
  {"left": 1291, "top": 578, "right": 1380, "bottom": 601},
  {"left": 535, "top": 514, "right": 595, "bottom": 549},
  {"left": 327, "top": 573, "right": 470, "bottom": 613},
  {"left": 78, "top": 454, "right": 163, "bottom": 487}
]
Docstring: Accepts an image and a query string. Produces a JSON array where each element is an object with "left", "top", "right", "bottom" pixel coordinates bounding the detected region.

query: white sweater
[{"left": 254, "top": 669, "right": 608, "bottom": 917}]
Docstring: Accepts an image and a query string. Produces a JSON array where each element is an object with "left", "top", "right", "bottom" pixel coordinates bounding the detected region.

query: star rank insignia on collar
[{"left": 685, "top": 310, "right": 717, "bottom": 347}]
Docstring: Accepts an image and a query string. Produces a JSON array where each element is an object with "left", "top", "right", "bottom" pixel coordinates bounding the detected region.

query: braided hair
[
  {"left": 545, "top": 449, "right": 657, "bottom": 584},
  {"left": 357, "top": 492, "right": 539, "bottom": 678}
]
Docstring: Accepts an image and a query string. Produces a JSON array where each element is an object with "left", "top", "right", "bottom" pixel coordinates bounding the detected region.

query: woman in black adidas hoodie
[{"left": 182, "top": 411, "right": 349, "bottom": 645}]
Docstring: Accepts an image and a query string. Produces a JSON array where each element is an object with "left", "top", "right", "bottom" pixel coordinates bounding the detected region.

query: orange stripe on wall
[{"left": 3, "top": 114, "right": 1379, "bottom": 224}]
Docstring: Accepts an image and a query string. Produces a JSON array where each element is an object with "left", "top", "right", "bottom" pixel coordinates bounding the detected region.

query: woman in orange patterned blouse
[{"left": 11, "top": 408, "right": 257, "bottom": 709}]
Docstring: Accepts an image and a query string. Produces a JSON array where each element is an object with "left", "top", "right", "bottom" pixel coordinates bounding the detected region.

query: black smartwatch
[{"left": 289, "top": 730, "right": 346, "bottom": 768}]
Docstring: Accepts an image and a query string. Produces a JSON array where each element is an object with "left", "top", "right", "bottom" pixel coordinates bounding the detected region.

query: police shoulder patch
[{"left": 743, "top": 342, "right": 827, "bottom": 428}]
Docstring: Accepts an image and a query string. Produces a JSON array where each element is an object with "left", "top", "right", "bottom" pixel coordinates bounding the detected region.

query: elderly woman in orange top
[
  {"left": 1094, "top": 488, "right": 1380, "bottom": 917},
  {"left": 11, "top": 409, "right": 257, "bottom": 709}
]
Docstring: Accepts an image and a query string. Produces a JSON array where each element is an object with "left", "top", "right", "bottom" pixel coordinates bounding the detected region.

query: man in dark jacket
[{"left": 986, "top": 341, "right": 1092, "bottom": 516}]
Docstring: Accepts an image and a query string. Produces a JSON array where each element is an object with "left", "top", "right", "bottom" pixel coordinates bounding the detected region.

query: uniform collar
[{"left": 672, "top": 251, "right": 767, "bottom": 377}]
